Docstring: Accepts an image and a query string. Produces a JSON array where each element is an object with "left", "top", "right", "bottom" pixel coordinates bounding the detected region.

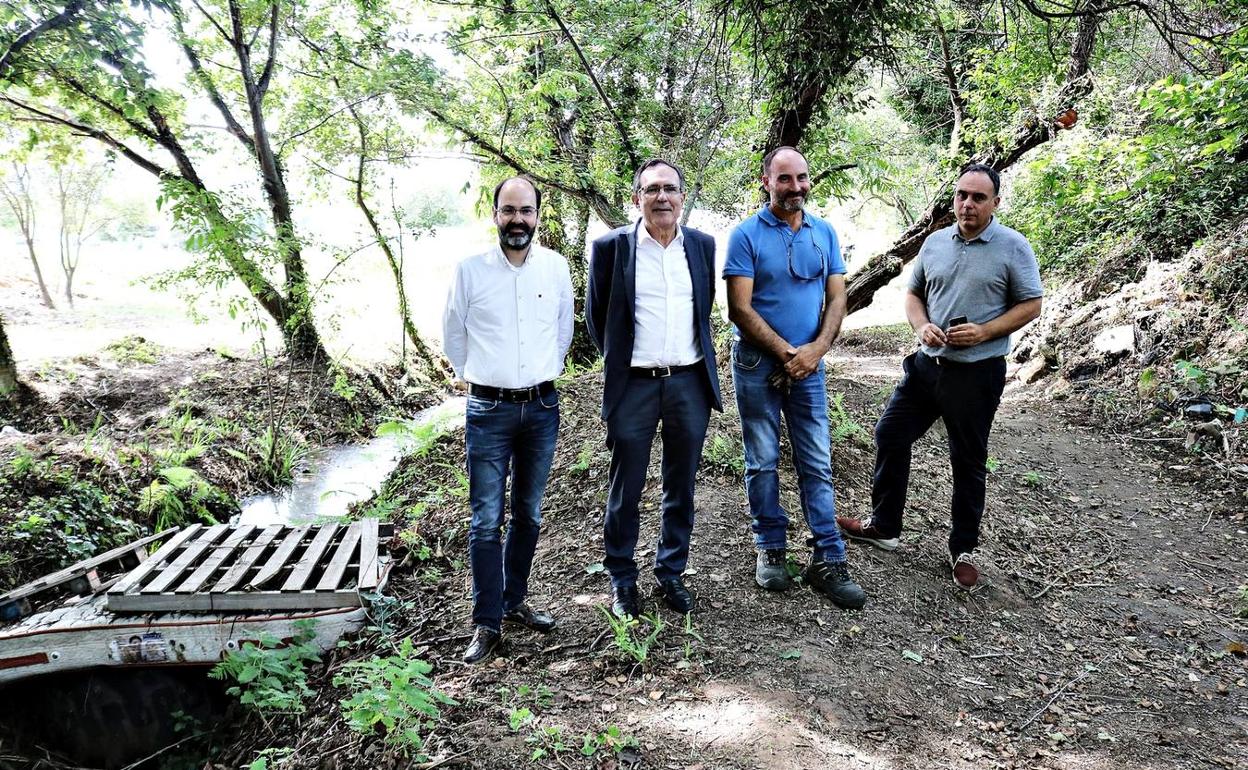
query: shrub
[
  {"left": 333, "top": 638, "right": 455, "bottom": 755},
  {"left": 209, "top": 620, "right": 320, "bottom": 714}
]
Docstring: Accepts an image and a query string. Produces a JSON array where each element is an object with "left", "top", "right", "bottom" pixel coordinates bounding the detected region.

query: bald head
[
  {"left": 493, "top": 176, "right": 541, "bottom": 253},
  {"left": 761, "top": 146, "right": 811, "bottom": 214},
  {"left": 492, "top": 176, "right": 542, "bottom": 210}
]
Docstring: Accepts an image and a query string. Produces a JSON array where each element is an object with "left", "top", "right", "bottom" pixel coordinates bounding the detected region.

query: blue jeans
[
  {"left": 732, "top": 341, "right": 847, "bottom": 563},
  {"left": 465, "top": 390, "right": 560, "bottom": 632}
]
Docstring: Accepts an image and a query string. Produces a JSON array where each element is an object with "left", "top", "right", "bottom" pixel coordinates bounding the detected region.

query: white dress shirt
[
  {"left": 631, "top": 223, "right": 702, "bottom": 368},
  {"left": 442, "top": 244, "right": 574, "bottom": 389}
]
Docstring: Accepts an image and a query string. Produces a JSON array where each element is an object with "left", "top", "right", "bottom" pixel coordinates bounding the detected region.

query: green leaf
[
  {"left": 901, "top": 650, "right": 924, "bottom": 664},
  {"left": 779, "top": 649, "right": 802, "bottom": 660}
]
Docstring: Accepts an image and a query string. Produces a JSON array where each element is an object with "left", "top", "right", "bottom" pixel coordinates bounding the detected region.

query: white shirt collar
[
  {"left": 492, "top": 243, "right": 537, "bottom": 270},
  {"left": 636, "top": 221, "right": 684, "bottom": 249}
]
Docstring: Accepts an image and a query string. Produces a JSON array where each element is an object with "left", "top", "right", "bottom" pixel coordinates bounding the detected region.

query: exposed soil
[
  {"left": 0, "top": 343, "right": 436, "bottom": 591},
  {"left": 208, "top": 339, "right": 1247, "bottom": 770}
]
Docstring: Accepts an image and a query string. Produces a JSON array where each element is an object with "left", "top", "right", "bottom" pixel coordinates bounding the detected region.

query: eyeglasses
[
  {"left": 496, "top": 206, "right": 537, "bottom": 217},
  {"left": 784, "top": 232, "right": 826, "bottom": 282},
  {"left": 637, "top": 184, "right": 683, "bottom": 198}
]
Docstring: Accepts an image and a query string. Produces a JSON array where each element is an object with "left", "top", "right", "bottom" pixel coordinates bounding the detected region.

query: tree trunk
[
  {"left": 845, "top": 8, "right": 1102, "bottom": 315},
  {"left": 346, "top": 107, "right": 449, "bottom": 384},
  {"left": 1, "top": 165, "right": 56, "bottom": 309},
  {"left": 0, "top": 314, "right": 19, "bottom": 397},
  {"left": 228, "top": 1, "right": 327, "bottom": 366},
  {"left": 24, "top": 235, "right": 56, "bottom": 309}
]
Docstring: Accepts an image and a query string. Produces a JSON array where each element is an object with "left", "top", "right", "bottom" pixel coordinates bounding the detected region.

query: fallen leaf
[
  {"left": 902, "top": 650, "right": 924, "bottom": 664},
  {"left": 780, "top": 649, "right": 802, "bottom": 660},
  {"left": 586, "top": 562, "right": 605, "bottom": 575}
]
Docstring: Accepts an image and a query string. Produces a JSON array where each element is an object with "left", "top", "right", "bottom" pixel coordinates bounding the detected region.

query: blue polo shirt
[{"left": 723, "top": 207, "right": 847, "bottom": 346}]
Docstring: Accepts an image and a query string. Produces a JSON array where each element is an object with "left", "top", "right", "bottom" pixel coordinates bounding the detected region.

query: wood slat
[
  {"left": 315, "top": 523, "right": 361, "bottom": 591},
  {"left": 141, "top": 525, "right": 229, "bottom": 594},
  {"left": 1, "top": 529, "right": 176, "bottom": 605},
  {"left": 281, "top": 524, "right": 339, "bottom": 591},
  {"left": 109, "top": 525, "right": 203, "bottom": 596},
  {"left": 247, "top": 525, "right": 310, "bottom": 589},
  {"left": 174, "top": 525, "right": 255, "bottom": 594},
  {"left": 210, "top": 525, "right": 283, "bottom": 593},
  {"left": 358, "top": 519, "right": 380, "bottom": 590},
  {"left": 106, "top": 589, "right": 365, "bottom": 613}
]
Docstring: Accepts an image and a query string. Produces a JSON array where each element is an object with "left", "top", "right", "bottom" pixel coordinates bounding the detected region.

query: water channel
[{"left": 237, "top": 397, "right": 466, "bottom": 525}]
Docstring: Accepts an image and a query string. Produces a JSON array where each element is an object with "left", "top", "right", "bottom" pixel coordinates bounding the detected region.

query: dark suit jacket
[{"left": 586, "top": 221, "right": 723, "bottom": 420}]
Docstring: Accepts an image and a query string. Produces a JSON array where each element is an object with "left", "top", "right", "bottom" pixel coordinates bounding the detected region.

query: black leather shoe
[
  {"left": 462, "top": 627, "right": 501, "bottom": 664},
  {"left": 503, "top": 604, "right": 557, "bottom": 633},
  {"left": 655, "top": 577, "right": 695, "bottom": 613},
  {"left": 612, "top": 585, "right": 642, "bottom": 619}
]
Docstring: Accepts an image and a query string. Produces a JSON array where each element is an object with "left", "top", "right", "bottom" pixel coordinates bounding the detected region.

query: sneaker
[
  {"left": 804, "top": 560, "right": 867, "bottom": 609},
  {"left": 836, "top": 515, "right": 900, "bottom": 551},
  {"left": 755, "top": 549, "right": 792, "bottom": 591},
  {"left": 951, "top": 552, "right": 979, "bottom": 591}
]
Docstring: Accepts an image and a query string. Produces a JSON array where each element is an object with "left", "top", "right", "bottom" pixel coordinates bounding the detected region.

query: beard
[
  {"left": 498, "top": 223, "right": 534, "bottom": 249},
  {"left": 776, "top": 193, "right": 805, "bottom": 212}
]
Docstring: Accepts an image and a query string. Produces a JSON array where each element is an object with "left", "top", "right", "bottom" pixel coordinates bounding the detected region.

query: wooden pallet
[
  {"left": 1, "top": 530, "right": 175, "bottom": 623},
  {"left": 105, "top": 519, "right": 393, "bottom": 613}
]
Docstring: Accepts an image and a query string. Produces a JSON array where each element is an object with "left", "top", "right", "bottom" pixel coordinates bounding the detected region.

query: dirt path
[{"left": 227, "top": 346, "right": 1247, "bottom": 770}]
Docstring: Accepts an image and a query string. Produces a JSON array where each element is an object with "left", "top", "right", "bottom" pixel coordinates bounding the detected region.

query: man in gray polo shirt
[{"left": 837, "top": 163, "right": 1043, "bottom": 590}]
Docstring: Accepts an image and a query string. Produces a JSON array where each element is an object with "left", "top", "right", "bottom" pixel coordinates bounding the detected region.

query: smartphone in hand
[{"left": 947, "top": 315, "right": 968, "bottom": 329}]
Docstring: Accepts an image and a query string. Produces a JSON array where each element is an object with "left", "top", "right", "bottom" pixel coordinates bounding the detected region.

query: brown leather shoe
[
  {"left": 836, "top": 516, "right": 900, "bottom": 551},
  {"left": 951, "top": 552, "right": 980, "bottom": 591}
]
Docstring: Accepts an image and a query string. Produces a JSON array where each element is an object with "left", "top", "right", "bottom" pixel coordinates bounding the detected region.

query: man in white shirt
[
  {"left": 587, "top": 159, "right": 722, "bottom": 618},
  {"left": 442, "top": 176, "right": 574, "bottom": 664}
]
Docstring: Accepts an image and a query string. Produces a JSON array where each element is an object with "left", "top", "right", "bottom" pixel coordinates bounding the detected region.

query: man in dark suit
[{"left": 587, "top": 158, "right": 723, "bottom": 618}]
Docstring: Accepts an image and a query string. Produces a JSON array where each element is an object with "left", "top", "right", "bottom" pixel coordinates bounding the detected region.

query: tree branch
[
  {"left": 543, "top": 0, "right": 640, "bottom": 170},
  {"left": 257, "top": 1, "right": 279, "bottom": 98},
  {"left": 0, "top": 0, "right": 88, "bottom": 79},
  {"left": 171, "top": 16, "right": 256, "bottom": 154},
  {"left": 424, "top": 105, "right": 626, "bottom": 226},
  {"left": 0, "top": 96, "right": 168, "bottom": 178},
  {"left": 188, "top": 0, "right": 233, "bottom": 45},
  {"left": 845, "top": 2, "right": 1105, "bottom": 315}
]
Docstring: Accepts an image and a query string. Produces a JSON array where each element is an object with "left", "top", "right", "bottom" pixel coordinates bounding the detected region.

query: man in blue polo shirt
[
  {"left": 724, "top": 146, "right": 866, "bottom": 609},
  {"left": 838, "top": 163, "right": 1043, "bottom": 591}
]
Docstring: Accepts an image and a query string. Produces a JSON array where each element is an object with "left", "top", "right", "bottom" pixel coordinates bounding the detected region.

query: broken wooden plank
[
  {"left": 247, "top": 525, "right": 310, "bottom": 589},
  {"left": 105, "top": 589, "right": 365, "bottom": 613},
  {"left": 1, "top": 529, "right": 176, "bottom": 606},
  {"left": 315, "top": 523, "right": 361, "bottom": 591},
  {"left": 108, "top": 526, "right": 203, "bottom": 596},
  {"left": 174, "top": 525, "right": 255, "bottom": 594},
  {"left": 211, "top": 525, "right": 283, "bottom": 593},
  {"left": 281, "top": 524, "right": 339, "bottom": 592},
  {"left": 141, "top": 525, "right": 229, "bottom": 594},
  {"left": 358, "top": 519, "right": 381, "bottom": 590}
]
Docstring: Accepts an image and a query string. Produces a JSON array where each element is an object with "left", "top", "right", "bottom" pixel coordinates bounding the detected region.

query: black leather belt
[
  {"left": 921, "top": 352, "right": 1004, "bottom": 368},
  {"left": 629, "top": 362, "right": 701, "bottom": 378},
  {"left": 468, "top": 381, "right": 555, "bottom": 402}
]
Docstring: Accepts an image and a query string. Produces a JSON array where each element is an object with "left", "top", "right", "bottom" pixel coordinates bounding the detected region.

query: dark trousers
[
  {"left": 871, "top": 351, "right": 1006, "bottom": 556},
  {"left": 604, "top": 369, "right": 712, "bottom": 588}
]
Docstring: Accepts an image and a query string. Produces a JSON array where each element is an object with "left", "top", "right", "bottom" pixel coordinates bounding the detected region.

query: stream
[{"left": 237, "top": 397, "right": 465, "bottom": 525}]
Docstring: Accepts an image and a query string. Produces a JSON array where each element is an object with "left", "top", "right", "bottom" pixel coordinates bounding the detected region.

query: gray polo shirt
[{"left": 908, "top": 217, "right": 1043, "bottom": 363}]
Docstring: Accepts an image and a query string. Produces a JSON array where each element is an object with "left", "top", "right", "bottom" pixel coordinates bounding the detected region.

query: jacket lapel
[
  {"left": 682, "top": 231, "right": 706, "bottom": 323},
  {"left": 622, "top": 223, "right": 638, "bottom": 318}
]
